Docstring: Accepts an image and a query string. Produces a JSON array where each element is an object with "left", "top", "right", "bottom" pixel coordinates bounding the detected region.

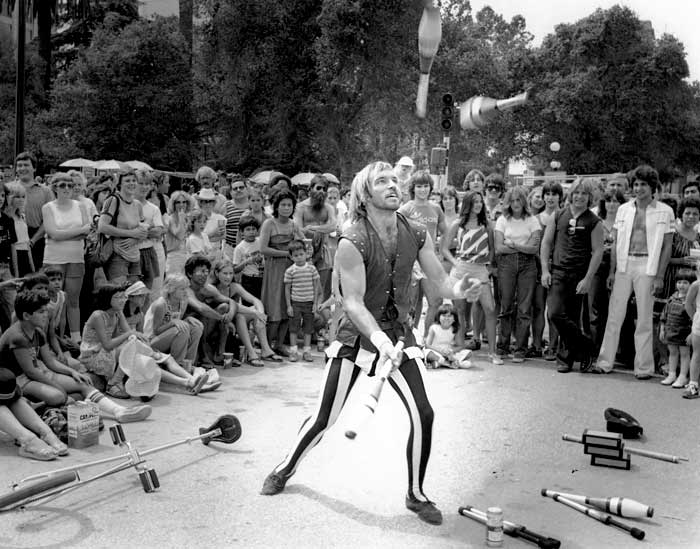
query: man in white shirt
[
  {"left": 595, "top": 165, "right": 674, "bottom": 378},
  {"left": 394, "top": 156, "right": 414, "bottom": 203}
]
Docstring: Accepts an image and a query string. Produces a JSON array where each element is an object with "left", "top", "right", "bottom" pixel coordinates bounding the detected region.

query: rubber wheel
[{"left": 0, "top": 471, "right": 78, "bottom": 510}]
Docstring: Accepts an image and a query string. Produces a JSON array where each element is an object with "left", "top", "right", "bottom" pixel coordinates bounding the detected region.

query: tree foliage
[
  {"left": 518, "top": 5, "right": 700, "bottom": 174},
  {"left": 36, "top": 16, "right": 194, "bottom": 170}
]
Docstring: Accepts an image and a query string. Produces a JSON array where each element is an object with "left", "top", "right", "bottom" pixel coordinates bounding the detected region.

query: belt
[{"left": 628, "top": 252, "right": 648, "bottom": 257}]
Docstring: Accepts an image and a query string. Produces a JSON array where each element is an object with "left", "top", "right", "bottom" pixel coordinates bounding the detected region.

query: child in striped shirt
[{"left": 284, "top": 239, "right": 320, "bottom": 362}]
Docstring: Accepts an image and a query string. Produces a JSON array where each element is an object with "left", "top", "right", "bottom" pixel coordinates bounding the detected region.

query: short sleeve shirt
[
  {"left": 0, "top": 322, "right": 46, "bottom": 376},
  {"left": 399, "top": 201, "right": 444, "bottom": 242},
  {"left": 495, "top": 215, "right": 541, "bottom": 246}
]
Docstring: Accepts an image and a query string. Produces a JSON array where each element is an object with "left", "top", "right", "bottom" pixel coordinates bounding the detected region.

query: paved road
[{"left": 1, "top": 347, "right": 699, "bottom": 548}]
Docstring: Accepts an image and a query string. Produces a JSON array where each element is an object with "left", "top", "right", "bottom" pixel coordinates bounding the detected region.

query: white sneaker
[
  {"left": 115, "top": 405, "right": 152, "bottom": 423},
  {"left": 489, "top": 353, "right": 504, "bottom": 365},
  {"left": 672, "top": 375, "right": 688, "bottom": 389},
  {"left": 661, "top": 372, "right": 678, "bottom": 385}
]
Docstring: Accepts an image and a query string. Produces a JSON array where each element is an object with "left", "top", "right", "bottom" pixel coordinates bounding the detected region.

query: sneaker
[
  {"left": 106, "top": 382, "right": 130, "bottom": 399},
  {"left": 288, "top": 350, "right": 299, "bottom": 362},
  {"left": 114, "top": 404, "right": 152, "bottom": 423},
  {"left": 584, "top": 366, "right": 609, "bottom": 374},
  {"left": 672, "top": 375, "right": 688, "bottom": 389},
  {"left": 302, "top": 351, "right": 314, "bottom": 362},
  {"left": 489, "top": 353, "right": 504, "bottom": 365},
  {"left": 405, "top": 495, "right": 443, "bottom": 525},
  {"left": 543, "top": 348, "right": 557, "bottom": 361},
  {"left": 512, "top": 351, "right": 525, "bottom": 363},
  {"left": 260, "top": 471, "right": 289, "bottom": 495},
  {"left": 557, "top": 363, "right": 573, "bottom": 373},
  {"left": 635, "top": 374, "right": 652, "bottom": 380},
  {"left": 682, "top": 383, "right": 699, "bottom": 399},
  {"left": 661, "top": 373, "right": 678, "bottom": 385}
]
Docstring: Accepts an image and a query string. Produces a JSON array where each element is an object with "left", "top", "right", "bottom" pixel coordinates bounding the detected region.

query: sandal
[
  {"left": 247, "top": 357, "right": 265, "bottom": 367},
  {"left": 261, "top": 353, "right": 283, "bottom": 362},
  {"left": 40, "top": 431, "right": 69, "bottom": 456},
  {"left": 18, "top": 437, "right": 58, "bottom": 461},
  {"left": 188, "top": 373, "right": 209, "bottom": 395}
]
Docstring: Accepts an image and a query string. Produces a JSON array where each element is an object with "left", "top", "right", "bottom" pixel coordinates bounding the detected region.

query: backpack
[{"left": 85, "top": 194, "right": 120, "bottom": 268}]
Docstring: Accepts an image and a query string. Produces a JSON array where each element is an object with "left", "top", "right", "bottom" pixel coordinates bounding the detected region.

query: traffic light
[{"left": 441, "top": 93, "right": 454, "bottom": 131}]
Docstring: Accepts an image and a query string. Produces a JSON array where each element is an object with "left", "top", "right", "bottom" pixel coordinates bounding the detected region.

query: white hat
[
  {"left": 195, "top": 187, "right": 218, "bottom": 201},
  {"left": 125, "top": 281, "right": 149, "bottom": 297},
  {"left": 397, "top": 156, "right": 414, "bottom": 167}
]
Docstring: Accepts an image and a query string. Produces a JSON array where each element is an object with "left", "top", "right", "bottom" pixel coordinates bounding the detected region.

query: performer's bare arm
[{"left": 335, "top": 238, "right": 383, "bottom": 340}]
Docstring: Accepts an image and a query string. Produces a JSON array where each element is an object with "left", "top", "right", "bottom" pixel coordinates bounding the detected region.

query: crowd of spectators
[{"left": 1, "top": 150, "right": 699, "bottom": 462}]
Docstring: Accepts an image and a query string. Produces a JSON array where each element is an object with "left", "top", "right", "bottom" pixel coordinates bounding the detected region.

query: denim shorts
[{"left": 289, "top": 300, "right": 315, "bottom": 335}]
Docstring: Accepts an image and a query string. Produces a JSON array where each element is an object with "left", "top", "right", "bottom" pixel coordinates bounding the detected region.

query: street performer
[{"left": 260, "top": 161, "right": 479, "bottom": 525}]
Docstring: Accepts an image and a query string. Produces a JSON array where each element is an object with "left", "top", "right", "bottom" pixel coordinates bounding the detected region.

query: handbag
[{"left": 86, "top": 195, "right": 120, "bottom": 268}]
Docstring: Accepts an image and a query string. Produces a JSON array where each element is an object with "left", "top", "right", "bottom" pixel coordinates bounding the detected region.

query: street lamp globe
[
  {"left": 549, "top": 141, "right": 560, "bottom": 153},
  {"left": 550, "top": 160, "right": 561, "bottom": 170}
]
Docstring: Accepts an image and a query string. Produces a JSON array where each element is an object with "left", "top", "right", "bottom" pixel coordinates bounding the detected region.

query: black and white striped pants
[{"left": 271, "top": 342, "right": 435, "bottom": 502}]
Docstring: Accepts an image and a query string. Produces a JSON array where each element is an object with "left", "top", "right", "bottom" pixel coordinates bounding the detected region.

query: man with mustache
[{"left": 294, "top": 175, "right": 336, "bottom": 301}]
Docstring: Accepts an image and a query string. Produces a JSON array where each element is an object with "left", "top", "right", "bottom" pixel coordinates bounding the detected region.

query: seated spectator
[
  {"left": 124, "top": 281, "right": 150, "bottom": 331},
  {"left": 423, "top": 303, "right": 473, "bottom": 369},
  {"left": 164, "top": 191, "right": 194, "bottom": 275},
  {"left": 233, "top": 216, "right": 264, "bottom": 300},
  {"left": 209, "top": 259, "right": 282, "bottom": 365},
  {"left": 183, "top": 255, "right": 237, "bottom": 366},
  {"left": 4, "top": 289, "right": 151, "bottom": 422},
  {"left": 82, "top": 282, "right": 211, "bottom": 398},
  {"left": 144, "top": 274, "right": 204, "bottom": 370},
  {"left": 0, "top": 368, "right": 67, "bottom": 460}
]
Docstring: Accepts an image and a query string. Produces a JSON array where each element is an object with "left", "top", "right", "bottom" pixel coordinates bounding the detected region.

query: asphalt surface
[{"left": 1, "top": 346, "right": 699, "bottom": 549}]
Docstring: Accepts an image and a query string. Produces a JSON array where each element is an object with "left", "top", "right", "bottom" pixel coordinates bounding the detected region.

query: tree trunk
[
  {"left": 179, "top": 0, "right": 193, "bottom": 63},
  {"left": 37, "top": 1, "right": 53, "bottom": 98}
]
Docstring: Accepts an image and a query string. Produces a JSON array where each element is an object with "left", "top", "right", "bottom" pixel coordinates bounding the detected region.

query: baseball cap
[{"left": 397, "top": 156, "right": 414, "bottom": 167}]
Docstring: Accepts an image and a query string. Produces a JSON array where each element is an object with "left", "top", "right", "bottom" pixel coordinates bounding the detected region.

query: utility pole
[{"left": 15, "top": 0, "right": 26, "bottom": 156}]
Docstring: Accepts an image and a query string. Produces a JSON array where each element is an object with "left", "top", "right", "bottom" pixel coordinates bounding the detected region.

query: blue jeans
[{"left": 497, "top": 253, "right": 537, "bottom": 354}]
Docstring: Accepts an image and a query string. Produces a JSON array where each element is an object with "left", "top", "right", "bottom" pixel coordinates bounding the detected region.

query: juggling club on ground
[
  {"left": 542, "top": 491, "right": 645, "bottom": 541},
  {"left": 416, "top": 6, "right": 441, "bottom": 118},
  {"left": 541, "top": 489, "right": 653, "bottom": 518}
]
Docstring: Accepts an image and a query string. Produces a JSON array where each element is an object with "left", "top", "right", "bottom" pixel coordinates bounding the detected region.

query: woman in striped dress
[{"left": 440, "top": 191, "right": 501, "bottom": 364}]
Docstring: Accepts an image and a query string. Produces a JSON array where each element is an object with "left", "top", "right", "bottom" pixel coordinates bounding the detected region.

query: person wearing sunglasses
[
  {"left": 42, "top": 173, "right": 93, "bottom": 343},
  {"left": 163, "top": 191, "right": 195, "bottom": 275},
  {"left": 540, "top": 177, "right": 604, "bottom": 373}
]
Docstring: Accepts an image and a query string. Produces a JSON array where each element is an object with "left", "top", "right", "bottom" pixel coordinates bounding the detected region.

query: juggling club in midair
[{"left": 416, "top": 4, "right": 441, "bottom": 118}]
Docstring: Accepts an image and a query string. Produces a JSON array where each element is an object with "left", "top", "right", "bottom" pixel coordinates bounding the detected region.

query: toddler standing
[
  {"left": 659, "top": 272, "right": 693, "bottom": 386},
  {"left": 284, "top": 239, "right": 320, "bottom": 362}
]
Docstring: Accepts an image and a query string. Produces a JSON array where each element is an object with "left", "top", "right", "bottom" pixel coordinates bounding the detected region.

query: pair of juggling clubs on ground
[{"left": 416, "top": 1, "right": 529, "bottom": 127}]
